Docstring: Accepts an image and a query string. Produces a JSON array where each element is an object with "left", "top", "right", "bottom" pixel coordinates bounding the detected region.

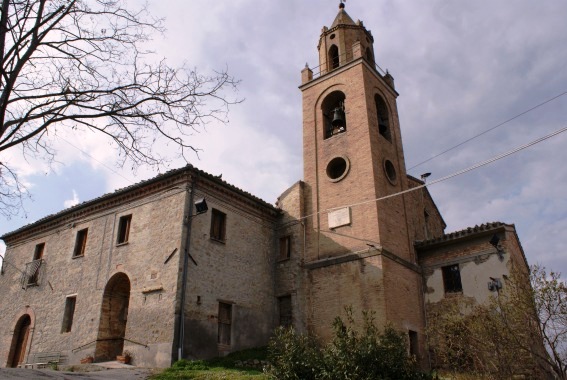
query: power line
[
  {"left": 293, "top": 125, "right": 567, "bottom": 225},
  {"left": 408, "top": 91, "right": 567, "bottom": 171},
  {"left": 58, "top": 135, "right": 136, "bottom": 185}
]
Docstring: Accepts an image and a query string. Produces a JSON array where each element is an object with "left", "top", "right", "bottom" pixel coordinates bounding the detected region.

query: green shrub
[
  {"left": 172, "top": 359, "right": 209, "bottom": 370},
  {"left": 267, "top": 308, "right": 431, "bottom": 380},
  {"left": 266, "top": 327, "right": 323, "bottom": 380}
]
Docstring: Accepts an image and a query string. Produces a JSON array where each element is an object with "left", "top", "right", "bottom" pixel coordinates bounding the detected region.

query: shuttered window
[
  {"left": 61, "top": 296, "right": 77, "bottom": 333},
  {"left": 210, "top": 209, "right": 226, "bottom": 242},
  {"left": 279, "top": 236, "right": 291, "bottom": 260},
  {"left": 73, "top": 228, "right": 88, "bottom": 257},
  {"left": 218, "top": 302, "right": 232, "bottom": 345}
]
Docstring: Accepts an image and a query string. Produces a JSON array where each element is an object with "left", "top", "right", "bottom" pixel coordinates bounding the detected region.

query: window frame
[
  {"left": 217, "top": 302, "right": 232, "bottom": 346},
  {"left": 28, "top": 243, "right": 45, "bottom": 285},
  {"left": 279, "top": 236, "right": 292, "bottom": 261},
  {"left": 116, "top": 214, "right": 132, "bottom": 245},
  {"left": 210, "top": 209, "right": 227, "bottom": 243},
  {"left": 33, "top": 243, "right": 45, "bottom": 261},
  {"left": 61, "top": 296, "right": 77, "bottom": 333},
  {"left": 72, "top": 228, "right": 88, "bottom": 258},
  {"left": 375, "top": 94, "right": 392, "bottom": 142},
  {"left": 442, "top": 264, "right": 463, "bottom": 294},
  {"left": 278, "top": 295, "right": 293, "bottom": 327}
]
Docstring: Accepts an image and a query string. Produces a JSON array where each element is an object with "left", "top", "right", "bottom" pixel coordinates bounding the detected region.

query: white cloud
[
  {"left": 63, "top": 190, "right": 80, "bottom": 209},
  {"left": 3, "top": 0, "right": 567, "bottom": 278}
]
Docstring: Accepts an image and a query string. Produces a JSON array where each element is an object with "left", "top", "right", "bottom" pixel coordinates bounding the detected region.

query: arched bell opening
[
  {"left": 366, "top": 47, "right": 374, "bottom": 65},
  {"left": 322, "top": 91, "right": 347, "bottom": 139},
  {"left": 7, "top": 314, "right": 31, "bottom": 368},
  {"left": 328, "top": 44, "right": 340, "bottom": 71},
  {"left": 95, "top": 272, "right": 131, "bottom": 362},
  {"left": 375, "top": 94, "right": 391, "bottom": 142}
]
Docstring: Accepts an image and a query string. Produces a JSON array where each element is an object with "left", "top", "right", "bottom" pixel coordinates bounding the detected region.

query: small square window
[
  {"left": 279, "top": 236, "right": 291, "bottom": 261},
  {"left": 73, "top": 228, "right": 88, "bottom": 257},
  {"left": 218, "top": 302, "right": 232, "bottom": 345},
  {"left": 442, "top": 264, "right": 463, "bottom": 293},
  {"left": 117, "top": 215, "right": 132, "bottom": 244},
  {"left": 210, "top": 209, "right": 226, "bottom": 242},
  {"left": 61, "top": 296, "right": 77, "bottom": 333}
]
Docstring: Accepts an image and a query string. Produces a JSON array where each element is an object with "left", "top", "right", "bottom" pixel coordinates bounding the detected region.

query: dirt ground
[{"left": 0, "top": 362, "right": 158, "bottom": 380}]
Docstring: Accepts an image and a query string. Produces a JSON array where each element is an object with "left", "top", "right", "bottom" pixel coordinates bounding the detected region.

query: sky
[{"left": 1, "top": 0, "right": 567, "bottom": 277}]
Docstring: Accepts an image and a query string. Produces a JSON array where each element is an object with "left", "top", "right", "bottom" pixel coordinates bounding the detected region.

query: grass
[{"left": 150, "top": 347, "right": 269, "bottom": 380}]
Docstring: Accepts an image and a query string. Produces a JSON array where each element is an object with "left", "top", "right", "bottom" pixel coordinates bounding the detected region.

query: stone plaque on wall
[{"left": 328, "top": 207, "right": 351, "bottom": 229}]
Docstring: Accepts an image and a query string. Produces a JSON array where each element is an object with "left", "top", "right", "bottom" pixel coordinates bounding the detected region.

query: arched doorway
[
  {"left": 95, "top": 272, "right": 131, "bottom": 361},
  {"left": 7, "top": 314, "right": 31, "bottom": 367}
]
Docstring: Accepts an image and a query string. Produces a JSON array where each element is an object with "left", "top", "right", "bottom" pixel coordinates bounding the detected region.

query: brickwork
[
  {"left": 0, "top": 5, "right": 535, "bottom": 373},
  {"left": 418, "top": 223, "right": 529, "bottom": 306},
  {"left": 299, "top": 11, "right": 435, "bottom": 362},
  {"left": 0, "top": 178, "right": 188, "bottom": 368},
  {"left": 181, "top": 176, "right": 279, "bottom": 359}
]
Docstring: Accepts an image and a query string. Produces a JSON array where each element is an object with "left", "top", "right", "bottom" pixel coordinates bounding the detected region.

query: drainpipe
[{"left": 178, "top": 173, "right": 198, "bottom": 360}]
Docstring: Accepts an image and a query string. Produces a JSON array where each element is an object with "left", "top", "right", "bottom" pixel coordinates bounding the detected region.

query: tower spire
[{"left": 339, "top": 0, "right": 346, "bottom": 9}]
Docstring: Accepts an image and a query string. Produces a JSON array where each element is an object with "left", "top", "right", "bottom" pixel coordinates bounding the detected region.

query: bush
[
  {"left": 172, "top": 359, "right": 209, "bottom": 370},
  {"left": 267, "top": 308, "right": 431, "bottom": 380},
  {"left": 266, "top": 327, "right": 323, "bottom": 380}
]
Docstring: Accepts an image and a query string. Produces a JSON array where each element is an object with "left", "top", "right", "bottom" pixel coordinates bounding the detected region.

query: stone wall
[
  {"left": 0, "top": 180, "right": 188, "bottom": 368},
  {"left": 181, "top": 177, "right": 279, "bottom": 359}
]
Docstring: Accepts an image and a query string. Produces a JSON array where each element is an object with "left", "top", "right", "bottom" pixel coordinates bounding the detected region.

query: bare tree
[
  {"left": 427, "top": 265, "right": 567, "bottom": 379},
  {"left": 0, "top": 0, "right": 239, "bottom": 218}
]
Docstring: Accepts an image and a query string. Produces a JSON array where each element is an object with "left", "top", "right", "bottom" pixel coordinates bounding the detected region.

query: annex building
[{"left": 0, "top": 4, "right": 530, "bottom": 369}]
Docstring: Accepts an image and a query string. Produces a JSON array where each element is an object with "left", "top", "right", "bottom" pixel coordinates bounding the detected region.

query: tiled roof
[
  {"left": 331, "top": 8, "right": 356, "bottom": 28},
  {"left": 415, "top": 222, "right": 508, "bottom": 247},
  {"left": 1, "top": 164, "right": 277, "bottom": 240}
]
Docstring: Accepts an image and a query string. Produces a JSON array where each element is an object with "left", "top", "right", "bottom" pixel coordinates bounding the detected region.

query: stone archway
[
  {"left": 7, "top": 314, "right": 31, "bottom": 368},
  {"left": 95, "top": 272, "right": 131, "bottom": 361}
]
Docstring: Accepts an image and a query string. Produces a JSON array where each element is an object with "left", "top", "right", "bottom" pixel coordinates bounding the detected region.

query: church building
[{"left": 0, "top": 3, "right": 529, "bottom": 369}]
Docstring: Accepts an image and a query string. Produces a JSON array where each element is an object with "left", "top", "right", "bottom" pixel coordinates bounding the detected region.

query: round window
[
  {"left": 384, "top": 159, "right": 397, "bottom": 184},
  {"left": 330, "top": 33, "right": 336, "bottom": 40},
  {"left": 326, "top": 156, "right": 350, "bottom": 182}
]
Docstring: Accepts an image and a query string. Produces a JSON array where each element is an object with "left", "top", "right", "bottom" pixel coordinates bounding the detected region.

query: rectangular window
[
  {"left": 33, "top": 243, "right": 45, "bottom": 261},
  {"left": 409, "top": 330, "right": 419, "bottom": 358},
  {"left": 117, "top": 215, "right": 132, "bottom": 244},
  {"left": 279, "top": 236, "right": 291, "bottom": 261},
  {"left": 279, "top": 295, "right": 292, "bottom": 327},
  {"left": 61, "top": 296, "right": 77, "bottom": 333},
  {"left": 442, "top": 264, "right": 463, "bottom": 293},
  {"left": 28, "top": 243, "right": 45, "bottom": 285},
  {"left": 73, "top": 228, "right": 88, "bottom": 257},
  {"left": 210, "top": 209, "right": 226, "bottom": 242},
  {"left": 218, "top": 302, "right": 232, "bottom": 345}
]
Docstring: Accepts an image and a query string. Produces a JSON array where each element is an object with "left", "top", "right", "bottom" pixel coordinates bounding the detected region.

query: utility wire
[
  {"left": 58, "top": 135, "right": 136, "bottom": 185},
  {"left": 294, "top": 125, "right": 567, "bottom": 225},
  {"left": 408, "top": 91, "right": 567, "bottom": 171}
]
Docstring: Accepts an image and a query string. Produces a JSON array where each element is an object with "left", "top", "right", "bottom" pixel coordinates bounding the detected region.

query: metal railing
[
  {"left": 20, "top": 259, "right": 44, "bottom": 290},
  {"left": 308, "top": 49, "right": 388, "bottom": 80},
  {"left": 72, "top": 337, "right": 149, "bottom": 353}
]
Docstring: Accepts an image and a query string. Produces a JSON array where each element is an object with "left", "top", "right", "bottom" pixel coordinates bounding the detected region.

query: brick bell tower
[{"left": 299, "top": 2, "right": 426, "bottom": 361}]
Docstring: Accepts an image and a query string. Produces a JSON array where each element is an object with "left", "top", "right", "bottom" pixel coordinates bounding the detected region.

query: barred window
[{"left": 442, "top": 264, "right": 463, "bottom": 293}]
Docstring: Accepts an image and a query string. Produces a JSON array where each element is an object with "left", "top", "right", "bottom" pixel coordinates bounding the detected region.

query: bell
[{"left": 331, "top": 107, "right": 345, "bottom": 128}]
